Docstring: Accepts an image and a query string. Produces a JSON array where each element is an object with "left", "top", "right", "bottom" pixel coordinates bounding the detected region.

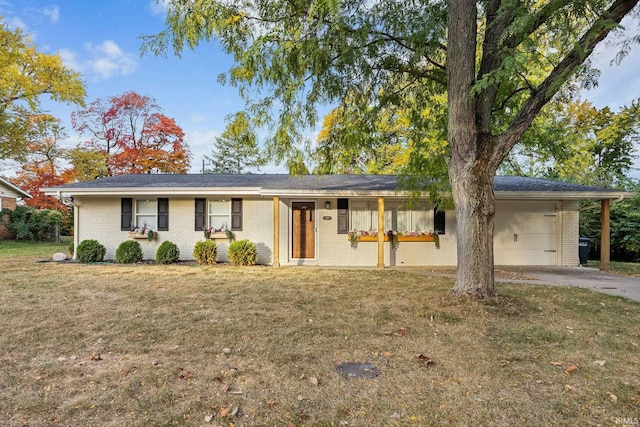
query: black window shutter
[
  {"left": 157, "top": 198, "right": 169, "bottom": 231},
  {"left": 337, "top": 198, "right": 349, "bottom": 234},
  {"left": 434, "top": 208, "right": 446, "bottom": 235},
  {"left": 194, "top": 198, "right": 206, "bottom": 231},
  {"left": 231, "top": 198, "right": 242, "bottom": 230},
  {"left": 121, "top": 198, "right": 132, "bottom": 231}
]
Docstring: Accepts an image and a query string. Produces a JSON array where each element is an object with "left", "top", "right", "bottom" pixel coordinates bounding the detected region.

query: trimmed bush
[
  {"left": 228, "top": 239, "right": 257, "bottom": 266},
  {"left": 156, "top": 241, "right": 180, "bottom": 264},
  {"left": 193, "top": 240, "right": 217, "bottom": 265},
  {"left": 115, "top": 240, "right": 143, "bottom": 263},
  {"left": 76, "top": 239, "right": 106, "bottom": 263},
  {"left": 68, "top": 241, "right": 74, "bottom": 256}
]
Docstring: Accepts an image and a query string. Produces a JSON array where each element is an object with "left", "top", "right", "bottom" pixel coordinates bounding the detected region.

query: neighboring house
[
  {"left": 42, "top": 174, "right": 633, "bottom": 267},
  {"left": 0, "top": 177, "right": 32, "bottom": 239}
]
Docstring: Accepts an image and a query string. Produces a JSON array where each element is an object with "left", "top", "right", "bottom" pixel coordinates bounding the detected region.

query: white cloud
[
  {"left": 149, "top": 0, "right": 169, "bottom": 16},
  {"left": 42, "top": 5, "right": 60, "bottom": 23},
  {"left": 5, "top": 16, "right": 29, "bottom": 32},
  {"left": 58, "top": 40, "right": 138, "bottom": 80}
]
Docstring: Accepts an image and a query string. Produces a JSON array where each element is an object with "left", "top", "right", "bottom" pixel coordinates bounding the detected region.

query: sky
[{"left": 1, "top": 1, "right": 640, "bottom": 177}]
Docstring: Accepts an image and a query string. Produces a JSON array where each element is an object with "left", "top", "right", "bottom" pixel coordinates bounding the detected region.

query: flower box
[
  {"left": 208, "top": 232, "right": 231, "bottom": 240},
  {"left": 356, "top": 235, "right": 389, "bottom": 242},
  {"left": 351, "top": 234, "right": 435, "bottom": 242},
  {"left": 398, "top": 235, "right": 435, "bottom": 242},
  {"left": 128, "top": 231, "right": 157, "bottom": 240}
]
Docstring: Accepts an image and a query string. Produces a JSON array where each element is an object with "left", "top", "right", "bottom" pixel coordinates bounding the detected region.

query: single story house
[
  {"left": 0, "top": 177, "right": 32, "bottom": 239},
  {"left": 43, "top": 174, "right": 632, "bottom": 267}
]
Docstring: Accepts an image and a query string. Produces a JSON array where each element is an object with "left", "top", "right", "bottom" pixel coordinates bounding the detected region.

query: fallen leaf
[
  {"left": 284, "top": 423, "right": 296, "bottom": 427},
  {"left": 416, "top": 354, "right": 435, "bottom": 367},
  {"left": 564, "top": 384, "right": 576, "bottom": 392},
  {"left": 383, "top": 352, "right": 393, "bottom": 358},
  {"left": 90, "top": 353, "right": 102, "bottom": 361},
  {"left": 550, "top": 361, "right": 563, "bottom": 366},
  {"left": 204, "top": 414, "right": 213, "bottom": 423},
  {"left": 309, "top": 377, "right": 319, "bottom": 386},
  {"left": 566, "top": 365, "right": 579, "bottom": 373},
  {"left": 609, "top": 393, "right": 618, "bottom": 403},
  {"left": 593, "top": 360, "right": 606, "bottom": 366},
  {"left": 390, "top": 412, "right": 402, "bottom": 419},
  {"left": 398, "top": 327, "right": 408, "bottom": 336}
]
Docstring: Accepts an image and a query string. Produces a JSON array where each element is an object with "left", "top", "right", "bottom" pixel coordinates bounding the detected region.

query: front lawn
[{"left": 0, "top": 242, "right": 638, "bottom": 426}]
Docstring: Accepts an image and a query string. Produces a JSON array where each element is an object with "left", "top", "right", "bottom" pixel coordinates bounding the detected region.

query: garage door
[{"left": 494, "top": 201, "right": 557, "bottom": 265}]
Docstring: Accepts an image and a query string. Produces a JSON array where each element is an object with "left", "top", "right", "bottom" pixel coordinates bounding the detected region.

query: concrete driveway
[{"left": 498, "top": 266, "right": 640, "bottom": 303}]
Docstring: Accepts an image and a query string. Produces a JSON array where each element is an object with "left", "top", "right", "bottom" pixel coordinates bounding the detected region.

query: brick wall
[{"left": 0, "top": 197, "right": 17, "bottom": 239}]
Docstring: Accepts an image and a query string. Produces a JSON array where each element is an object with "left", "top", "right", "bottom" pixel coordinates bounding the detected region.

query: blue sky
[{"left": 1, "top": 1, "right": 640, "bottom": 176}]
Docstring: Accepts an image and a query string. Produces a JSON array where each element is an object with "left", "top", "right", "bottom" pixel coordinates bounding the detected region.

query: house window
[
  {"left": 194, "top": 198, "right": 243, "bottom": 231},
  {"left": 350, "top": 199, "right": 433, "bottom": 232},
  {"left": 434, "top": 208, "right": 446, "bottom": 234},
  {"left": 209, "top": 199, "right": 229, "bottom": 230},
  {"left": 122, "top": 198, "right": 169, "bottom": 231},
  {"left": 337, "top": 198, "right": 349, "bottom": 234}
]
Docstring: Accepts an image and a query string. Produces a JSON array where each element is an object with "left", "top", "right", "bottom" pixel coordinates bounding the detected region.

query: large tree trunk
[
  {"left": 447, "top": 0, "right": 496, "bottom": 298},
  {"left": 449, "top": 164, "right": 496, "bottom": 297}
]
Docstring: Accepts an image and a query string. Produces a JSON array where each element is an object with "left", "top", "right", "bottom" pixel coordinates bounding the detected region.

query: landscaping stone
[{"left": 52, "top": 252, "right": 67, "bottom": 261}]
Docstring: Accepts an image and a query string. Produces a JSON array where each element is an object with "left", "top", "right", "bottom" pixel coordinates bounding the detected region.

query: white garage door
[{"left": 494, "top": 201, "right": 557, "bottom": 265}]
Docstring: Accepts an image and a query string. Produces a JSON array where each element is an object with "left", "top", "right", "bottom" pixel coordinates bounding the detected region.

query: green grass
[
  {"left": 585, "top": 259, "right": 640, "bottom": 276},
  {"left": 0, "top": 239, "right": 72, "bottom": 259},
  {"left": 0, "top": 241, "right": 639, "bottom": 426}
]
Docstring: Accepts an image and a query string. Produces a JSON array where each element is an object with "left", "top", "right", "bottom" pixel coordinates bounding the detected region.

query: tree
[
  {"left": 145, "top": 0, "right": 640, "bottom": 297},
  {"left": 13, "top": 114, "right": 72, "bottom": 211},
  {"left": 205, "top": 112, "right": 264, "bottom": 173},
  {"left": 0, "top": 19, "right": 85, "bottom": 161},
  {"left": 502, "top": 98, "right": 640, "bottom": 186},
  {"left": 71, "top": 91, "right": 191, "bottom": 176}
]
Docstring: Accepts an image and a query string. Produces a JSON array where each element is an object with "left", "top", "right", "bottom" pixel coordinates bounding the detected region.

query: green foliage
[
  {"left": 68, "top": 241, "right": 74, "bottom": 256},
  {"left": 502, "top": 99, "right": 640, "bottom": 187},
  {"left": 0, "top": 19, "right": 85, "bottom": 161},
  {"left": 205, "top": 112, "right": 265, "bottom": 173},
  {"left": 156, "top": 241, "right": 180, "bottom": 264},
  {"left": 580, "top": 184, "right": 640, "bottom": 262},
  {"left": 228, "top": 239, "right": 257, "bottom": 266},
  {"left": 115, "top": 240, "right": 143, "bottom": 264},
  {"left": 193, "top": 240, "right": 217, "bottom": 265},
  {"left": 0, "top": 206, "right": 63, "bottom": 241},
  {"left": 75, "top": 239, "right": 106, "bottom": 263}
]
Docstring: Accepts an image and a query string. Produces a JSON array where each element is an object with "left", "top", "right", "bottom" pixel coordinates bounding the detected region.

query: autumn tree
[
  {"left": 145, "top": 0, "right": 640, "bottom": 297},
  {"left": 205, "top": 112, "right": 264, "bottom": 174},
  {"left": 13, "top": 114, "right": 72, "bottom": 210},
  {"left": 0, "top": 18, "right": 85, "bottom": 161},
  {"left": 71, "top": 91, "right": 191, "bottom": 176}
]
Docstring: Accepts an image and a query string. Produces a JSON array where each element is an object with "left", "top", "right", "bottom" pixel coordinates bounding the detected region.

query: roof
[
  {"left": 42, "top": 173, "right": 633, "bottom": 200},
  {"left": 0, "top": 177, "right": 32, "bottom": 199}
]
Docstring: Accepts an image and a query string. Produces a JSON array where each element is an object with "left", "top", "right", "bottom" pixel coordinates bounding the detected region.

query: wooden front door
[{"left": 292, "top": 202, "right": 315, "bottom": 259}]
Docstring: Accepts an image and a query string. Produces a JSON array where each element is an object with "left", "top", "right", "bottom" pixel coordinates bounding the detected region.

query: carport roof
[{"left": 42, "top": 174, "right": 633, "bottom": 199}]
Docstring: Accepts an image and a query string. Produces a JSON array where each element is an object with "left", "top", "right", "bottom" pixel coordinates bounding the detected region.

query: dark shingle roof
[{"left": 44, "top": 173, "right": 629, "bottom": 195}]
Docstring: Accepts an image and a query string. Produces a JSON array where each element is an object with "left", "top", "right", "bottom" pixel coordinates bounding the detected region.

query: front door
[{"left": 292, "top": 202, "right": 315, "bottom": 259}]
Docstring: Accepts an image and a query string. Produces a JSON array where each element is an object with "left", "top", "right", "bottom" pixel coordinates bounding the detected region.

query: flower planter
[
  {"left": 128, "top": 231, "right": 157, "bottom": 240},
  {"left": 208, "top": 232, "right": 231, "bottom": 240},
  {"left": 398, "top": 235, "right": 435, "bottom": 242},
  {"left": 355, "top": 235, "right": 389, "bottom": 242},
  {"left": 350, "top": 234, "right": 435, "bottom": 242}
]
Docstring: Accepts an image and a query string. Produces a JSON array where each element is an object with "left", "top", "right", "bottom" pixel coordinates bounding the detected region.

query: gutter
[{"left": 580, "top": 194, "right": 627, "bottom": 212}]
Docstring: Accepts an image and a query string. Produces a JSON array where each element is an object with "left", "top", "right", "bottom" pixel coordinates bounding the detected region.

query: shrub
[
  {"left": 193, "top": 240, "right": 217, "bottom": 265},
  {"left": 228, "top": 239, "right": 257, "bottom": 266},
  {"left": 0, "top": 205, "right": 64, "bottom": 240},
  {"left": 68, "top": 241, "right": 74, "bottom": 256},
  {"left": 76, "top": 239, "right": 106, "bottom": 263},
  {"left": 156, "top": 241, "right": 180, "bottom": 264},
  {"left": 115, "top": 240, "right": 143, "bottom": 263}
]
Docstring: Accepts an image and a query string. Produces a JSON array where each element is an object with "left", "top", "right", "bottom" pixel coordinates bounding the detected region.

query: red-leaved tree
[
  {"left": 71, "top": 91, "right": 191, "bottom": 176},
  {"left": 14, "top": 114, "right": 72, "bottom": 211}
]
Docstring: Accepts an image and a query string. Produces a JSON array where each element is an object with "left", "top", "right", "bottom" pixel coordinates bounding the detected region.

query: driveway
[{"left": 498, "top": 266, "right": 640, "bottom": 303}]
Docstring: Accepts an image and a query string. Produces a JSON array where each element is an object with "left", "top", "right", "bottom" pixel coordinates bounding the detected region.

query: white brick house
[{"left": 43, "top": 174, "right": 632, "bottom": 267}]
